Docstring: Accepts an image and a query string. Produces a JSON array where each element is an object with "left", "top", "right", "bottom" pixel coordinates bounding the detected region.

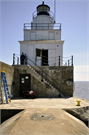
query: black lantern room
[{"left": 37, "top": 1, "right": 50, "bottom": 16}]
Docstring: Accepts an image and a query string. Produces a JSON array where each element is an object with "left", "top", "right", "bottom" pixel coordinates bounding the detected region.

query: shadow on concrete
[
  {"left": 1, "top": 109, "right": 24, "bottom": 124},
  {"left": 63, "top": 107, "right": 89, "bottom": 128},
  {"left": 11, "top": 96, "right": 72, "bottom": 100}
]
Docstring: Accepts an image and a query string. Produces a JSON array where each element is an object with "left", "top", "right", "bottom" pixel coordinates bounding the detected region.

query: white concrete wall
[
  {"left": 20, "top": 42, "right": 63, "bottom": 66},
  {"left": 24, "top": 30, "right": 61, "bottom": 41},
  {"left": 20, "top": 44, "right": 28, "bottom": 55},
  {"left": 55, "top": 31, "right": 61, "bottom": 40}
]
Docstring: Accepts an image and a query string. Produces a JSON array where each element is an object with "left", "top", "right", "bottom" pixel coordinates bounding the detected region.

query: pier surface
[
  {"left": 0, "top": 97, "right": 89, "bottom": 109},
  {"left": 0, "top": 97, "right": 89, "bottom": 135}
]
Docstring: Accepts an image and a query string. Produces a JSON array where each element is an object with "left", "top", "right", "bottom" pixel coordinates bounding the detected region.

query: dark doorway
[
  {"left": 20, "top": 74, "right": 31, "bottom": 96},
  {"left": 42, "top": 50, "right": 48, "bottom": 66}
]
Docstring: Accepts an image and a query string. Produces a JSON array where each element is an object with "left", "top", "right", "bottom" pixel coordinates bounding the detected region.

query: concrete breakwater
[
  {"left": 1, "top": 106, "right": 89, "bottom": 128},
  {"left": 0, "top": 61, "right": 89, "bottom": 134},
  {"left": 0, "top": 97, "right": 89, "bottom": 134},
  {"left": 63, "top": 106, "right": 89, "bottom": 127}
]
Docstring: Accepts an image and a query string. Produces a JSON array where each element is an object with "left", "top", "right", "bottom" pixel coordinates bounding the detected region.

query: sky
[{"left": 0, "top": 0, "right": 89, "bottom": 81}]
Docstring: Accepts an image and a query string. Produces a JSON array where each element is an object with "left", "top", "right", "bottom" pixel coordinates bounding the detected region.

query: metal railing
[
  {"left": 27, "top": 57, "right": 62, "bottom": 92},
  {"left": 13, "top": 53, "right": 73, "bottom": 96},
  {"left": 13, "top": 53, "right": 65, "bottom": 97},
  {"left": 36, "top": 55, "right": 73, "bottom": 66},
  {"left": 32, "top": 10, "right": 54, "bottom": 21},
  {"left": 13, "top": 54, "right": 73, "bottom": 67},
  {"left": 24, "top": 23, "right": 61, "bottom": 30},
  {"left": 59, "top": 56, "right": 73, "bottom": 66}
]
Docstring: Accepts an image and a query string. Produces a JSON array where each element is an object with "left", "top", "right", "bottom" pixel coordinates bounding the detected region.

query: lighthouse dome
[
  {"left": 37, "top": 1, "right": 50, "bottom": 16},
  {"left": 32, "top": 1, "right": 54, "bottom": 24}
]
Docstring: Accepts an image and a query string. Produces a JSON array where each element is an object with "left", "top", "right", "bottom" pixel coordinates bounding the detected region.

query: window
[{"left": 36, "top": 49, "right": 41, "bottom": 57}]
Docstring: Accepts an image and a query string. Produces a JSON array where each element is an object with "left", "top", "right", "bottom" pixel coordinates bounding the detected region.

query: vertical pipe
[
  {"left": 54, "top": 0, "right": 56, "bottom": 23},
  {"left": 13, "top": 53, "right": 15, "bottom": 65},
  {"left": 41, "top": 50, "right": 42, "bottom": 66},
  {"left": 60, "top": 23, "right": 61, "bottom": 29},
  {"left": 17, "top": 57, "right": 19, "bottom": 65},
  {"left": 68, "top": 60, "right": 69, "bottom": 66},
  {"left": 17, "top": 57, "right": 18, "bottom": 65},
  {"left": 71, "top": 55, "right": 73, "bottom": 66},
  {"left": 59, "top": 56, "right": 60, "bottom": 66},
  {"left": 26, "top": 55, "right": 28, "bottom": 65},
  {"left": 35, "top": 57, "right": 36, "bottom": 65},
  {"left": 41, "top": 70, "right": 43, "bottom": 82}
]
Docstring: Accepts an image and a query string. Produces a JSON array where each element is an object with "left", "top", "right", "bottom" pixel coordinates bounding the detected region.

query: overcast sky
[{"left": 0, "top": 0, "right": 89, "bottom": 81}]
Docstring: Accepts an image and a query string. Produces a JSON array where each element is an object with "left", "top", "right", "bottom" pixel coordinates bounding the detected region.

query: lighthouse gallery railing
[{"left": 24, "top": 23, "right": 61, "bottom": 30}]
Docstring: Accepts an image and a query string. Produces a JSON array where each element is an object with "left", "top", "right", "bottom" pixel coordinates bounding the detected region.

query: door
[
  {"left": 42, "top": 50, "right": 48, "bottom": 66},
  {"left": 20, "top": 74, "right": 31, "bottom": 96}
]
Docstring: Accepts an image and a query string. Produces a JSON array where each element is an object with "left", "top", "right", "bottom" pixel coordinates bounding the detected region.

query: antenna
[{"left": 54, "top": 0, "right": 56, "bottom": 23}]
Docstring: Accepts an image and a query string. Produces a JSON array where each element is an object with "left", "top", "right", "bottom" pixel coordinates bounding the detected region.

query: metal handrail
[
  {"left": 27, "top": 57, "right": 64, "bottom": 96},
  {"left": 13, "top": 53, "right": 73, "bottom": 97},
  {"left": 13, "top": 53, "right": 73, "bottom": 67}
]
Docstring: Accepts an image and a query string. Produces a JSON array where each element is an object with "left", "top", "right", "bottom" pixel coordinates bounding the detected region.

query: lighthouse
[{"left": 19, "top": 1, "right": 64, "bottom": 66}]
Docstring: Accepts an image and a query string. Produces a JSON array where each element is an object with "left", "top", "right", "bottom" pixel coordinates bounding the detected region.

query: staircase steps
[{"left": 27, "top": 65, "right": 64, "bottom": 97}]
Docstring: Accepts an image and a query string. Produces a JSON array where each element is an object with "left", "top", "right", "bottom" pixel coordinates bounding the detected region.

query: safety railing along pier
[{"left": 13, "top": 54, "right": 73, "bottom": 67}]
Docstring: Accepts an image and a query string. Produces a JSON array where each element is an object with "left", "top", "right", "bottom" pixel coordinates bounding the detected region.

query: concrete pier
[
  {"left": 0, "top": 97, "right": 89, "bottom": 135},
  {"left": 0, "top": 97, "right": 89, "bottom": 109}
]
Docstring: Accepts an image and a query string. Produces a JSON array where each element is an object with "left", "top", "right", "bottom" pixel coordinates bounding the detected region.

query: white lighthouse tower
[{"left": 19, "top": 1, "right": 64, "bottom": 66}]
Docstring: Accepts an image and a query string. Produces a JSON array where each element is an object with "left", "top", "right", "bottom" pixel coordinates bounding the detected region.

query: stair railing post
[
  {"left": 59, "top": 56, "right": 60, "bottom": 66},
  {"left": 35, "top": 57, "right": 36, "bottom": 65},
  {"left": 17, "top": 57, "right": 19, "bottom": 65},
  {"left": 68, "top": 60, "right": 69, "bottom": 66},
  {"left": 27, "top": 55, "right": 28, "bottom": 65},
  {"left": 41, "top": 70, "right": 43, "bottom": 82},
  {"left": 24, "top": 23, "right": 25, "bottom": 29},
  {"left": 71, "top": 55, "right": 73, "bottom": 66},
  {"left": 41, "top": 50, "right": 42, "bottom": 66},
  {"left": 13, "top": 53, "right": 15, "bottom": 65}
]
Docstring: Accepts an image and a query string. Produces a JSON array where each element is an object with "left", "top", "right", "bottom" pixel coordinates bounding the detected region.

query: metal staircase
[
  {"left": 27, "top": 57, "right": 64, "bottom": 97},
  {"left": 13, "top": 53, "right": 64, "bottom": 97}
]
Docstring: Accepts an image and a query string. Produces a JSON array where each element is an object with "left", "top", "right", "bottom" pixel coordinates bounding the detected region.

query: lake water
[{"left": 74, "top": 81, "right": 89, "bottom": 101}]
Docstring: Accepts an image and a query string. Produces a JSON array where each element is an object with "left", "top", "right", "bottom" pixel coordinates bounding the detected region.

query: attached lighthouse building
[{"left": 19, "top": 1, "right": 64, "bottom": 66}]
